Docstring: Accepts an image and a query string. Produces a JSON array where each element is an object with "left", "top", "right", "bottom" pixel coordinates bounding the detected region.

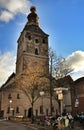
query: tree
[
  {"left": 55, "top": 57, "right": 73, "bottom": 79},
  {"left": 15, "top": 66, "right": 49, "bottom": 123},
  {"left": 48, "top": 48, "right": 58, "bottom": 115},
  {"left": 49, "top": 48, "right": 73, "bottom": 86},
  {"left": 48, "top": 48, "right": 74, "bottom": 114}
]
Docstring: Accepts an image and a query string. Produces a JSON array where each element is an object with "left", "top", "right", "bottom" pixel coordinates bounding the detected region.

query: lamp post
[
  {"left": 56, "top": 90, "right": 63, "bottom": 115},
  {"left": 9, "top": 100, "right": 12, "bottom": 110},
  {"left": 54, "top": 87, "right": 68, "bottom": 115},
  {"left": 9, "top": 99, "right": 12, "bottom": 118},
  {"left": 40, "top": 91, "right": 44, "bottom": 115}
]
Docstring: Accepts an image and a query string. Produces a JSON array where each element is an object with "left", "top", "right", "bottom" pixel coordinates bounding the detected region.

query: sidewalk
[
  {"left": 73, "top": 121, "right": 84, "bottom": 130},
  {"left": 1, "top": 118, "right": 84, "bottom": 130},
  {"left": 22, "top": 121, "right": 53, "bottom": 130},
  {"left": 24, "top": 120, "right": 84, "bottom": 130}
]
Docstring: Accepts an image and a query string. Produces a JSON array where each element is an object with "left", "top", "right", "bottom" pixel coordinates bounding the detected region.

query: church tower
[{"left": 16, "top": 6, "right": 49, "bottom": 75}]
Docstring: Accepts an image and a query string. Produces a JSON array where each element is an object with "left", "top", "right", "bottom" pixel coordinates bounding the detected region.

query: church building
[{"left": 0, "top": 6, "right": 59, "bottom": 118}]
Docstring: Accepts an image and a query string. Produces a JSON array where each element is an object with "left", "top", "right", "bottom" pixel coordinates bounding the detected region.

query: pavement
[
  {"left": 1, "top": 118, "right": 83, "bottom": 130},
  {"left": 22, "top": 120, "right": 84, "bottom": 130},
  {"left": 73, "top": 121, "right": 84, "bottom": 130}
]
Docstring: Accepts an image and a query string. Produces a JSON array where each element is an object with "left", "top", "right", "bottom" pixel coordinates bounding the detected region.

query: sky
[{"left": 0, "top": 0, "right": 84, "bottom": 86}]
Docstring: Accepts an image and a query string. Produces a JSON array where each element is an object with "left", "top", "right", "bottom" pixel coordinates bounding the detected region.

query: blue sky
[{"left": 0, "top": 0, "right": 84, "bottom": 86}]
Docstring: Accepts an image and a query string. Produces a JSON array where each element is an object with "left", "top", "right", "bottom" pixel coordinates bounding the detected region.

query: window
[
  {"left": 8, "top": 93, "right": 12, "bottom": 99},
  {"left": 28, "top": 35, "right": 31, "bottom": 40},
  {"left": 12, "top": 110, "right": 14, "bottom": 116},
  {"left": 17, "top": 94, "right": 20, "bottom": 99},
  {"left": 35, "top": 109, "right": 38, "bottom": 116},
  {"left": 35, "top": 39, "right": 39, "bottom": 43},
  {"left": 7, "top": 107, "right": 10, "bottom": 113},
  {"left": 43, "top": 39, "right": 46, "bottom": 43},
  {"left": 40, "top": 105, "right": 43, "bottom": 114},
  {"left": 35, "top": 48, "right": 38, "bottom": 55},
  {"left": 16, "top": 107, "right": 19, "bottom": 113},
  {"left": 46, "top": 109, "right": 48, "bottom": 116}
]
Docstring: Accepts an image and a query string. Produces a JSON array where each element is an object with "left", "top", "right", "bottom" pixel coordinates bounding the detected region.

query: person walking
[{"left": 64, "top": 116, "right": 69, "bottom": 130}]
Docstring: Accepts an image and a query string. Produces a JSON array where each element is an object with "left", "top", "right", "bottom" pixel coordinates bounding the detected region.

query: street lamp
[
  {"left": 9, "top": 99, "right": 14, "bottom": 116},
  {"left": 9, "top": 100, "right": 12, "bottom": 110},
  {"left": 40, "top": 91, "right": 44, "bottom": 114},
  {"left": 9, "top": 99, "right": 12, "bottom": 118},
  {"left": 57, "top": 90, "right": 63, "bottom": 115},
  {"left": 54, "top": 87, "right": 68, "bottom": 115}
]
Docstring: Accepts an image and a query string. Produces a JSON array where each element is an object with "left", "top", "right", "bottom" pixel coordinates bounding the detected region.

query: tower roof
[
  {"left": 24, "top": 24, "right": 48, "bottom": 36},
  {"left": 23, "top": 6, "right": 49, "bottom": 36}
]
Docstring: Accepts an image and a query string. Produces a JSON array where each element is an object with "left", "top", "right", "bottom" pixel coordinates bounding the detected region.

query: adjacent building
[{"left": 71, "top": 77, "right": 84, "bottom": 115}]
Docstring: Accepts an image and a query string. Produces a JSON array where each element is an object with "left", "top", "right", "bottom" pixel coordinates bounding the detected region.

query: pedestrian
[
  {"left": 57, "top": 117, "right": 63, "bottom": 130},
  {"left": 67, "top": 113, "right": 74, "bottom": 128},
  {"left": 64, "top": 116, "right": 69, "bottom": 130}
]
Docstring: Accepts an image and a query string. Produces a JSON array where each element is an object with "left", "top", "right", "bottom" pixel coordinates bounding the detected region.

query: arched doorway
[{"left": 28, "top": 107, "right": 32, "bottom": 118}]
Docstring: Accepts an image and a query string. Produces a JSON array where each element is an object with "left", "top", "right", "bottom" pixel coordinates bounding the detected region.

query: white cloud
[
  {"left": 0, "top": 10, "right": 14, "bottom": 22},
  {"left": 66, "top": 50, "right": 84, "bottom": 80},
  {"left": 0, "top": 52, "right": 16, "bottom": 87},
  {"left": 0, "top": 0, "right": 32, "bottom": 22}
]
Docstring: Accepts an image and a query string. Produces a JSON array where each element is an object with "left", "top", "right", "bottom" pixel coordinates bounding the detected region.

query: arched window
[
  {"left": 7, "top": 107, "right": 10, "bottom": 113},
  {"left": 28, "top": 35, "right": 31, "bottom": 40},
  {"left": 16, "top": 107, "right": 19, "bottom": 113},
  {"left": 40, "top": 105, "right": 43, "bottom": 114},
  {"left": 35, "top": 39, "right": 39, "bottom": 43},
  {"left": 35, "top": 48, "right": 38, "bottom": 55}
]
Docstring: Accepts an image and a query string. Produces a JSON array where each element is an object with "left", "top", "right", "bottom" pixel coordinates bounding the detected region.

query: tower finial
[
  {"left": 30, "top": 6, "right": 36, "bottom": 13},
  {"left": 27, "top": 6, "right": 39, "bottom": 26}
]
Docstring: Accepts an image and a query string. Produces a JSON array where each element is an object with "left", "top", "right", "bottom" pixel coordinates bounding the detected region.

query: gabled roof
[
  {"left": 74, "top": 77, "right": 84, "bottom": 84},
  {"left": 1, "top": 72, "right": 16, "bottom": 89},
  {"left": 55, "top": 75, "right": 73, "bottom": 88}
]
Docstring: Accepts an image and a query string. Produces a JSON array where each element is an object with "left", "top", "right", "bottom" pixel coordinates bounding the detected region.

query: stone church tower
[{"left": 16, "top": 6, "right": 49, "bottom": 75}]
